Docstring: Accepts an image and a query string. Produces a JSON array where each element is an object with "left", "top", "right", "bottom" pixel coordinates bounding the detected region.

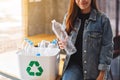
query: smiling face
[{"left": 75, "top": 0, "right": 92, "bottom": 13}]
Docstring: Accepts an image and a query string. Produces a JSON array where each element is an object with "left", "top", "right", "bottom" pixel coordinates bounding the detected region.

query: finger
[
  {"left": 58, "top": 41, "right": 63, "bottom": 45},
  {"left": 57, "top": 38, "right": 62, "bottom": 41},
  {"left": 59, "top": 45, "right": 65, "bottom": 49},
  {"left": 58, "top": 40, "right": 64, "bottom": 44},
  {"left": 56, "top": 38, "right": 59, "bottom": 42},
  {"left": 63, "top": 37, "right": 68, "bottom": 42},
  {"left": 62, "top": 40, "right": 67, "bottom": 46}
]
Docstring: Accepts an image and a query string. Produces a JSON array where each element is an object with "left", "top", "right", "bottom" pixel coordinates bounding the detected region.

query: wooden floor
[{"left": 0, "top": 75, "right": 11, "bottom": 80}]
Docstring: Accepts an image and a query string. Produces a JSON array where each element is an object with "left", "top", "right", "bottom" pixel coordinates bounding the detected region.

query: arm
[
  {"left": 97, "top": 16, "right": 113, "bottom": 80},
  {"left": 97, "top": 71, "right": 105, "bottom": 80}
]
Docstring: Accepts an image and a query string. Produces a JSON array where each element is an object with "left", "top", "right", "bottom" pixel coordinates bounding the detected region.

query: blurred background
[
  {"left": 0, "top": 0, "right": 119, "bottom": 80},
  {"left": 0, "top": 0, "right": 119, "bottom": 53}
]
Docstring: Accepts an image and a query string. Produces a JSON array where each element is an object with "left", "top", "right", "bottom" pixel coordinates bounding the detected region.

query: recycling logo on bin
[{"left": 26, "top": 61, "right": 43, "bottom": 76}]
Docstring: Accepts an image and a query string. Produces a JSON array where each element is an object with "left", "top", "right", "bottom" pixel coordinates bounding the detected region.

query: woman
[{"left": 58, "top": 0, "right": 113, "bottom": 80}]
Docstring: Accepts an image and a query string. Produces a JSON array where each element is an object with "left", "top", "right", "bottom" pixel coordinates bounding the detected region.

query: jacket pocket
[
  {"left": 88, "top": 31, "right": 102, "bottom": 39},
  {"left": 87, "top": 31, "right": 102, "bottom": 54}
]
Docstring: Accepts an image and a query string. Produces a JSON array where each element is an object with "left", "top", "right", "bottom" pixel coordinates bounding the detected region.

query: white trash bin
[{"left": 17, "top": 47, "right": 60, "bottom": 80}]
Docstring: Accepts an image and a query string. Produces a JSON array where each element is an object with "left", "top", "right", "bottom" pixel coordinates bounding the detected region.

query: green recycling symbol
[{"left": 26, "top": 61, "right": 43, "bottom": 76}]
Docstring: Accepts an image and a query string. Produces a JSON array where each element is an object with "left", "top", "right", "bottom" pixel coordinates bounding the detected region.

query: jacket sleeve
[{"left": 98, "top": 16, "right": 113, "bottom": 71}]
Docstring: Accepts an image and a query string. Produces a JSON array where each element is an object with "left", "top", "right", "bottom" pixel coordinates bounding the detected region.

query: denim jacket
[{"left": 62, "top": 9, "right": 113, "bottom": 80}]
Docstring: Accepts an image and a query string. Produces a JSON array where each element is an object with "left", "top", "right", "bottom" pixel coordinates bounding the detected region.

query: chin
[
  {"left": 80, "top": 7, "right": 87, "bottom": 10},
  {"left": 79, "top": 5, "right": 90, "bottom": 10}
]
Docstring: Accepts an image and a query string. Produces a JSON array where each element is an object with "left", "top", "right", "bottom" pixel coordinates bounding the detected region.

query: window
[
  {"left": 98, "top": 0, "right": 120, "bottom": 36},
  {"left": 0, "top": 0, "right": 23, "bottom": 53}
]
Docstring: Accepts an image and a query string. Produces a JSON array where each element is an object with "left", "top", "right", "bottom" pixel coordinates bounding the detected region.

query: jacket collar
[
  {"left": 89, "top": 9, "right": 97, "bottom": 21},
  {"left": 76, "top": 8, "right": 97, "bottom": 22}
]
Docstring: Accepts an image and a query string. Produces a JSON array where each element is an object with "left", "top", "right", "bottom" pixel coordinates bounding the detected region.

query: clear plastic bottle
[
  {"left": 51, "top": 39, "right": 59, "bottom": 48},
  {"left": 43, "top": 42, "right": 57, "bottom": 56},
  {"left": 20, "top": 38, "right": 28, "bottom": 50},
  {"left": 38, "top": 40, "right": 50, "bottom": 48},
  {"left": 26, "top": 39, "right": 34, "bottom": 54},
  {"left": 52, "top": 20, "right": 76, "bottom": 55},
  {"left": 21, "top": 38, "right": 34, "bottom": 54}
]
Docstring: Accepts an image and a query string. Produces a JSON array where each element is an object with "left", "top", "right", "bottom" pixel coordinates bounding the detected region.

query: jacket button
[
  {"left": 84, "top": 50, "right": 87, "bottom": 53},
  {"left": 84, "top": 61, "right": 87, "bottom": 63},
  {"left": 84, "top": 71, "right": 87, "bottom": 74}
]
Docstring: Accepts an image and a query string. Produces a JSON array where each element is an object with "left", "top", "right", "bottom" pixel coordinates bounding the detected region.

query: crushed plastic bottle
[
  {"left": 19, "top": 38, "right": 60, "bottom": 56},
  {"left": 42, "top": 40, "right": 58, "bottom": 56},
  {"left": 21, "top": 38, "right": 27, "bottom": 50},
  {"left": 52, "top": 20, "right": 76, "bottom": 55},
  {"left": 21, "top": 38, "right": 34, "bottom": 54},
  {"left": 27, "top": 40, "right": 34, "bottom": 49},
  {"left": 50, "top": 39, "right": 59, "bottom": 48},
  {"left": 38, "top": 40, "right": 50, "bottom": 48}
]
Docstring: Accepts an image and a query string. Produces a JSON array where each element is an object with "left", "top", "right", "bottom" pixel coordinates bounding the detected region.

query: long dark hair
[{"left": 66, "top": 0, "right": 98, "bottom": 34}]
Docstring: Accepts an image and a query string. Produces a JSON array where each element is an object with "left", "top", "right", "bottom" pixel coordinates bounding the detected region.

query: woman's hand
[
  {"left": 58, "top": 37, "right": 68, "bottom": 49},
  {"left": 97, "top": 71, "right": 105, "bottom": 80}
]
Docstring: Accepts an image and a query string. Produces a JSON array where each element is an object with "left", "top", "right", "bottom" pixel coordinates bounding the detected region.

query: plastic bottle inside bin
[
  {"left": 27, "top": 40, "right": 33, "bottom": 49},
  {"left": 21, "top": 38, "right": 28, "bottom": 49},
  {"left": 52, "top": 20, "right": 76, "bottom": 55},
  {"left": 50, "top": 39, "right": 59, "bottom": 48},
  {"left": 38, "top": 40, "right": 50, "bottom": 48},
  {"left": 27, "top": 40, "right": 34, "bottom": 54},
  {"left": 22, "top": 38, "right": 34, "bottom": 54},
  {"left": 43, "top": 40, "right": 59, "bottom": 56}
]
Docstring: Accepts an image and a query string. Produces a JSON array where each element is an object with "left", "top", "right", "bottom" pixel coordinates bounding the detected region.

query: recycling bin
[{"left": 17, "top": 48, "right": 60, "bottom": 80}]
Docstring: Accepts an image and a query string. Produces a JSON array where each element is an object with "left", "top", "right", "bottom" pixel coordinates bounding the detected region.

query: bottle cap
[{"left": 51, "top": 39, "right": 57, "bottom": 44}]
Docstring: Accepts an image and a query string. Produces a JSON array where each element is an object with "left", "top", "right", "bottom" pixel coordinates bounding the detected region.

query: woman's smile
[{"left": 81, "top": 1, "right": 88, "bottom": 6}]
